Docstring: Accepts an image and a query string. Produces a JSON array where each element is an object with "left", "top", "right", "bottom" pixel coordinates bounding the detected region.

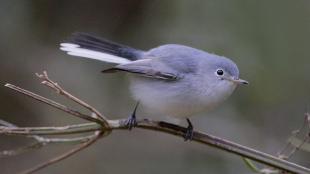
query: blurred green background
[{"left": 1, "top": 1, "right": 310, "bottom": 173}]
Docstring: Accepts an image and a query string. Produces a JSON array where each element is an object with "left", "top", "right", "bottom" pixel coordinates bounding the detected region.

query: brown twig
[
  {"left": 278, "top": 113, "right": 310, "bottom": 160},
  {"left": 35, "top": 71, "right": 109, "bottom": 127},
  {"left": 242, "top": 112, "right": 310, "bottom": 173},
  {"left": 3, "top": 118, "right": 310, "bottom": 174},
  {"left": 0, "top": 122, "right": 100, "bottom": 135},
  {"left": 19, "top": 131, "right": 102, "bottom": 174},
  {"left": 117, "top": 119, "right": 310, "bottom": 174},
  {"left": 5, "top": 84, "right": 107, "bottom": 127},
  {"left": 0, "top": 142, "right": 44, "bottom": 158},
  {"left": 0, "top": 117, "right": 53, "bottom": 158},
  {"left": 0, "top": 134, "right": 98, "bottom": 158},
  {"left": 0, "top": 121, "right": 100, "bottom": 158}
]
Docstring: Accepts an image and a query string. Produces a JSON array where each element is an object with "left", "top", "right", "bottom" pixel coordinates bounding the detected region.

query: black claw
[
  {"left": 125, "top": 116, "right": 137, "bottom": 130},
  {"left": 125, "top": 102, "right": 139, "bottom": 130},
  {"left": 184, "top": 118, "right": 194, "bottom": 141}
]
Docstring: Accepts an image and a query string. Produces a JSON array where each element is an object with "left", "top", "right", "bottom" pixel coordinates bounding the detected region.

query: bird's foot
[
  {"left": 184, "top": 118, "right": 194, "bottom": 141},
  {"left": 125, "top": 102, "right": 139, "bottom": 130}
]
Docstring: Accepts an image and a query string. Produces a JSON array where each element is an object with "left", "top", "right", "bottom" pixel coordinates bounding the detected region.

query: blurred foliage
[{"left": 0, "top": 1, "right": 310, "bottom": 173}]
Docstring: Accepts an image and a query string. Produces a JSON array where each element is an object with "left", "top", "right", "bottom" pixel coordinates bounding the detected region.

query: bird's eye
[{"left": 216, "top": 69, "right": 224, "bottom": 76}]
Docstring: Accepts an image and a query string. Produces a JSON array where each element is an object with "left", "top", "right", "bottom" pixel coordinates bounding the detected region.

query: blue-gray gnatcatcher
[{"left": 60, "top": 33, "right": 248, "bottom": 140}]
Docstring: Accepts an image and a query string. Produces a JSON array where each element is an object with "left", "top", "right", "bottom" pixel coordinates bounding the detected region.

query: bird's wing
[{"left": 102, "top": 59, "right": 181, "bottom": 81}]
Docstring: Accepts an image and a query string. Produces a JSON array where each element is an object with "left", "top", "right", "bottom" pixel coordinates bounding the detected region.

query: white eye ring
[{"left": 215, "top": 69, "right": 224, "bottom": 76}]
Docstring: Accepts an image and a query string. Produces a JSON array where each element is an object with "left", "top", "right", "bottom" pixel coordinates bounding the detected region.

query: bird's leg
[
  {"left": 125, "top": 102, "right": 139, "bottom": 130},
  {"left": 184, "top": 118, "right": 194, "bottom": 141}
]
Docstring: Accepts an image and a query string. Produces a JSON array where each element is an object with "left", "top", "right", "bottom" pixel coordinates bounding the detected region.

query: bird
[{"left": 60, "top": 32, "right": 248, "bottom": 140}]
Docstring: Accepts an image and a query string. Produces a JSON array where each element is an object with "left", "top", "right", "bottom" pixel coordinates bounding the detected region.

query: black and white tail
[{"left": 60, "top": 32, "right": 143, "bottom": 64}]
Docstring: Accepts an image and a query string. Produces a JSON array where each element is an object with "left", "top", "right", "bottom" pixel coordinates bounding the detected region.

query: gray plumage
[{"left": 60, "top": 33, "right": 247, "bottom": 118}]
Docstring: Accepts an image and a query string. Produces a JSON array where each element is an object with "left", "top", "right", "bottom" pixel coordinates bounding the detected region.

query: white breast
[{"left": 129, "top": 76, "right": 237, "bottom": 118}]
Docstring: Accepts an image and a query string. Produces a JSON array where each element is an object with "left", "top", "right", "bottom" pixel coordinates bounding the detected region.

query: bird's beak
[{"left": 230, "top": 77, "right": 249, "bottom": 85}]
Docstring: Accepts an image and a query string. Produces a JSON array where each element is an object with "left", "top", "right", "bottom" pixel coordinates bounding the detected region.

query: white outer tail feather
[{"left": 60, "top": 43, "right": 132, "bottom": 64}]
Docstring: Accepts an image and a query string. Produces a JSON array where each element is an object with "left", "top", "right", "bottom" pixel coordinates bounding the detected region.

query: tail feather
[
  {"left": 68, "top": 33, "right": 122, "bottom": 55},
  {"left": 60, "top": 32, "right": 143, "bottom": 64}
]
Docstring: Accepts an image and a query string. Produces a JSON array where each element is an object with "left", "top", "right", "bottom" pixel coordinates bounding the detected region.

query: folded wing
[{"left": 102, "top": 59, "right": 180, "bottom": 81}]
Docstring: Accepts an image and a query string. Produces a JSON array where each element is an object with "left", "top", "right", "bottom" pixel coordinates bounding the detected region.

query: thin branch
[
  {"left": 19, "top": 131, "right": 102, "bottom": 174},
  {"left": 278, "top": 113, "right": 310, "bottom": 159},
  {"left": 0, "top": 119, "right": 17, "bottom": 127},
  {"left": 241, "top": 113, "right": 310, "bottom": 173},
  {"left": 0, "top": 122, "right": 100, "bottom": 135},
  {"left": 0, "top": 135, "right": 96, "bottom": 158},
  {"left": 0, "top": 125, "right": 99, "bottom": 158},
  {"left": 112, "top": 119, "right": 310, "bottom": 174},
  {"left": 2, "top": 119, "right": 310, "bottom": 173},
  {"left": 35, "top": 71, "right": 108, "bottom": 127},
  {"left": 0, "top": 142, "right": 44, "bottom": 158},
  {"left": 33, "top": 134, "right": 99, "bottom": 144},
  {"left": 5, "top": 83, "right": 107, "bottom": 127},
  {"left": 0, "top": 119, "right": 51, "bottom": 157}
]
